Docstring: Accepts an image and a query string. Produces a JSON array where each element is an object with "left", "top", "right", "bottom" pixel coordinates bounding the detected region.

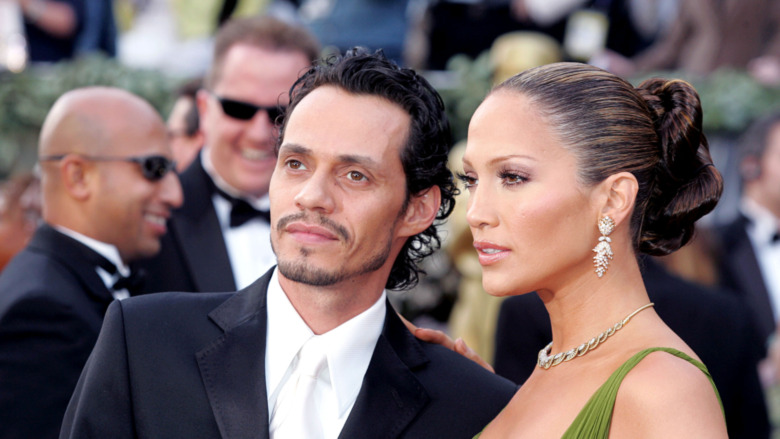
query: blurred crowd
[
  {"left": 1, "top": 1, "right": 780, "bottom": 438},
  {"left": 3, "top": 0, "right": 780, "bottom": 79}
]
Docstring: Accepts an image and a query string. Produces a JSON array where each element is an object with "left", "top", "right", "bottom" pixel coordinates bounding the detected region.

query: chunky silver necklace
[{"left": 537, "top": 302, "right": 655, "bottom": 370}]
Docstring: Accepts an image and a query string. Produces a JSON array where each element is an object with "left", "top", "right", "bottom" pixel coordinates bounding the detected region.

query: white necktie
[{"left": 270, "top": 338, "right": 327, "bottom": 439}]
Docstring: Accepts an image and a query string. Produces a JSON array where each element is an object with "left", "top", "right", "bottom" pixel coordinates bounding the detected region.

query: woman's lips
[{"left": 473, "top": 241, "right": 511, "bottom": 265}]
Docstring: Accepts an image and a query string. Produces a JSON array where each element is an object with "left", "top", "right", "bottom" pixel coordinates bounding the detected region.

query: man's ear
[
  {"left": 60, "top": 155, "right": 93, "bottom": 201},
  {"left": 740, "top": 156, "right": 761, "bottom": 181},
  {"left": 398, "top": 187, "right": 441, "bottom": 238},
  {"left": 596, "top": 172, "right": 637, "bottom": 227},
  {"left": 196, "top": 89, "right": 212, "bottom": 122}
]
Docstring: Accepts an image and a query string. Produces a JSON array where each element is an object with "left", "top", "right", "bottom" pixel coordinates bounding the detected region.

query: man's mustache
[{"left": 276, "top": 212, "right": 350, "bottom": 242}]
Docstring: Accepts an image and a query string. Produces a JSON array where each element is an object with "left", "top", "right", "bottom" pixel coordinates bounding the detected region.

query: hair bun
[{"left": 635, "top": 79, "right": 723, "bottom": 255}]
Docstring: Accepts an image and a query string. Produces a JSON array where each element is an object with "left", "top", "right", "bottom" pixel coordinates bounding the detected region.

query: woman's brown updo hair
[{"left": 493, "top": 62, "right": 723, "bottom": 255}]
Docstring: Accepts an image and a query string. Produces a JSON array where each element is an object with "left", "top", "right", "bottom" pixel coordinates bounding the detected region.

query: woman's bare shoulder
[{"left": 609, "top": 349, "right": 727, "bottom": 438}]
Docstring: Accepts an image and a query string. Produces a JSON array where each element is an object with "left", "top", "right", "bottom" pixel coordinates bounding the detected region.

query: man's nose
[
  {"left": 293, "top": 171, "right": 336, "bottom": 214},
  {"left": 159, "top": 171, "right": 184, "bottom": 209}
]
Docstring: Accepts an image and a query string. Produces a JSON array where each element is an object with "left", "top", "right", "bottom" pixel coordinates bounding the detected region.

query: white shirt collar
[
  {"left": 741, "top": 197, "right": 780, "bottom": 245},
  {"left": 265, "top": 269, "right": 386, "bottom": 418},
  {"left": 53, "top": 225, "right": 130, "bottom": 276}
]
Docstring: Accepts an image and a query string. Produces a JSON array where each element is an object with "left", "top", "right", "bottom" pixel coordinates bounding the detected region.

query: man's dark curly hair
[{"left": 277, "top": 48, "right": 457, "bottom": 290}]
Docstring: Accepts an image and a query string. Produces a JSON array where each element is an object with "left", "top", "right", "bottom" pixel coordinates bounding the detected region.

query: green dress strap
[
  {"left": 561, "top": 347, "right": 723, "bottom": 438},
  {"left": 473, "top": 347, "right": 723, "bottom": 439}
]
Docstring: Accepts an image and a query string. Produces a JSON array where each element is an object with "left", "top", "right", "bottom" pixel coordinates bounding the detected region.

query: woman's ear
[
  {"left": 597, "top": 172, "right": 638, "bottom": 227},
  {"left": 398, "top": 187, "right": 441, "bottom": 238}
]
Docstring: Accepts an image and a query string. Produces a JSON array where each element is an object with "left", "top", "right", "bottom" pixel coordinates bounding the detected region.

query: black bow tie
[
  {"left": 772, "top": 231, "right": 780, "bottom": 244},
  {"left": 111, "top": 270, "right": 146, "bottom": 294},
  {"left": 213, "top": 186, "right": 270, "bottom": 227},
  {"left": 80, "top": 246, "right": 145, "bottom": 294}
]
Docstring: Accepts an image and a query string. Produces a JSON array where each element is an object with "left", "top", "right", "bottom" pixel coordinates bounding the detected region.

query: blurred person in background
[
  {"left": 714, "top": 111, "right": 780, "bottom": 366},
  {"left": 299, "top": 0, "right": 410, "bottom": 65},
  {"left": 0, "top": 172, "right": 41, "bottom": 272},
  {"left": 0, "top": 87, "right": 182, "bottom": 439},
  {"left": 16, "top": 0, "right": 116, "bottom": 63},
  {"left": 167, "top": 77, "right": 205, "bottom": 172},
  {"left": 597, "top": 0, "right": 780, "bottom": 78}
]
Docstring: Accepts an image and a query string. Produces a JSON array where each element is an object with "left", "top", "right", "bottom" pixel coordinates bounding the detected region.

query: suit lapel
[
  {"left": 730, "top": 225, "right": 775, "bottom": 336},
  {"left": 196, "top": 281, "right": 432, "bottom": 439},
  {"left": 339, "top": 304, "right": 430, "bottom": 439},
  {"left": 196, "top": 271, "right": 273, "bottom": 439},
  {"left": 173, "top": 156, "right": 236, "bottom": 292},
  {"left": 28, "top": 224, "right": 114, "bottom": 307}
]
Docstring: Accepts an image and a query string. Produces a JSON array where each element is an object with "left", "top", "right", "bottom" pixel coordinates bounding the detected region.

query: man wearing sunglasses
[
  {"left": 0, "top": 87, "right": 183, "bottom": 439},
  {"left": 135, "top": 16, "right": 321, "bottom": 294}
]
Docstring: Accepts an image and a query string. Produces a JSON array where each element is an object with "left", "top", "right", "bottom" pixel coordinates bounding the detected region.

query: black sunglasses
[
  {"left": 215, "top": 96, "right": 286, "bottom": 122},
  {"left": 39, "top": 154, "right": 177, "bottom": 182}
]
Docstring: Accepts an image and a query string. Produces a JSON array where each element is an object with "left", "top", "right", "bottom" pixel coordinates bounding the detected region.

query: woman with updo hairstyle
[{"left": 461, "top": 62, "right": 727, "bottom": 437}]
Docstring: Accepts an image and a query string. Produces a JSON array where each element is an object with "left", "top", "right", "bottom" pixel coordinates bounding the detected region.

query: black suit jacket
[
  {"left": 0, "top": 224, "right": 116, "bottom": 439},
  {"left": 715, "top": 215, "right": 775, "bottom": 343},
  {"left": 492, "top": 259, "right": 770, "bottom": 439},
  {"left": 61, "top": 269, "right": 516, "bottom": 438},
  {"left": 134, "top": 155, "right": 236, "bottom": 293}
]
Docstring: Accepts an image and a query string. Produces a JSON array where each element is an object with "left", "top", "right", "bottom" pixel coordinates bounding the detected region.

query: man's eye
[
  {"left": 286, "top": 160, "right": 305, "bottom": 170},
  {"left": 347, "top": 170, "right": 367, "bottom": 182}
]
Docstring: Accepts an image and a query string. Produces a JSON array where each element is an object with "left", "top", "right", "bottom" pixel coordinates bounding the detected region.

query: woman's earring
[{"left": 593, "top": 216, "right": 615, "bottom": 278}]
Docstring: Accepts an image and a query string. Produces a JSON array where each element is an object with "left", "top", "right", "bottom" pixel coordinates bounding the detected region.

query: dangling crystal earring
[{"left": 592, "top": 216, "right": 615, "bottom": 278}]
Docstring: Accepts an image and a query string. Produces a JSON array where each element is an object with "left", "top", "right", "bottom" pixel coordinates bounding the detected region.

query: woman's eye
[
  {"left": 500, "top": 172, "right": 527, "bottom": 186},
  {"left": 456, "top": 173, "right": 477, "bottom": 189},
  {"left": 347, "top": 170, "right": 367, "bottom": 182}
]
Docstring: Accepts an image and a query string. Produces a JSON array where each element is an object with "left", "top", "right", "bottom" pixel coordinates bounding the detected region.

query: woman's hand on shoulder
[{"left": 610, "top": 350, "right": 727, "bottom": 438}]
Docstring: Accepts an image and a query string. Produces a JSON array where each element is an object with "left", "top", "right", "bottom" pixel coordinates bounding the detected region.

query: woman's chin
[{"left": 481, "top": 278, "right": 529, "bottom": 298}]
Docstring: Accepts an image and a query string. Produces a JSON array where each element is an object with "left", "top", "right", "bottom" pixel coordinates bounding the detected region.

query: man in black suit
[
  {"left": 493, "top": 258, "right": 770, "bottom": 439},
  {"left": 0, "top": 87, "right": 183, "bottom": 439},
  {"left": 135, "top": 16, "right": 321, "bottom": 293},
  {"left": 61, "top": 50, "right": 516, "bottom": 438},
  {"left": 715, "top": 111, "right": 780, "bottom": 346}
]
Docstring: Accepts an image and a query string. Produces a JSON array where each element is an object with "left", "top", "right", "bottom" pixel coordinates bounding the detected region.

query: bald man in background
[{"left": 0, "top": 87, "right": 182, "bottom": 439}]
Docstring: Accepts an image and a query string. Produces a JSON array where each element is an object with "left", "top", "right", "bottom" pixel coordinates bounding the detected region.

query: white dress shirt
[
  {"left": 201, "top": 150, "right": 276, "bottom": 289},
  {"left": 741, "top": 198, "right": 780, "bottom": 320},
  {"left": 265, "top": 269, "right": 386, "bottom": 438},
  {"left": 54, "top": 226, "right": 131, "bottom": 300}
]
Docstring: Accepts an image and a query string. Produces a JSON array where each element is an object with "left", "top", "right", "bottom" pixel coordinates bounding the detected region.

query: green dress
[{"left": 475, "top": 347, "right": 723, "bottom": 438}]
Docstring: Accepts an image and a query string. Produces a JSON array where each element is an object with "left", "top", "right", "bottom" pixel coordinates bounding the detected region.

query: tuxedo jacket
[
  {"left": 715, "top": 215, "right": 775, "bottom": 343},
  {"left": 61, "top": 269, "right": 516, "bottom": 439},
  {"left": 0, "top": 224, "right": 116, "bottom": 439},
  {"left": 134, "top": 154, "right": 236, "bottom": 293},
  {"left": 493, "top": 259, "right": 769, "bottom": 439}
]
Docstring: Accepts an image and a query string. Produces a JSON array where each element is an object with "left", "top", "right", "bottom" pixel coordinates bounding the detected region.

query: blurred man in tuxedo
[
  {"left": 136, "top": 16, "right": 321, "bottom": 293},
  {"left": 0, "top": 87, "right": 182, "bottom": 439},
  {"left": 716, "top": 111, "right": 780, "bottom": 346}
]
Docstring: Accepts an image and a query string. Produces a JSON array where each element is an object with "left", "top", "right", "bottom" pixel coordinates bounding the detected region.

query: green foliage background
[
  {"left": 436, "top": 53, "right": 780, "bottom": 144},
  {"left": 3, "top": 53, "right": 780, "bottom": 179},
  {"left": 0, "top": 55, "right": 180, "bottom": 178}
]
